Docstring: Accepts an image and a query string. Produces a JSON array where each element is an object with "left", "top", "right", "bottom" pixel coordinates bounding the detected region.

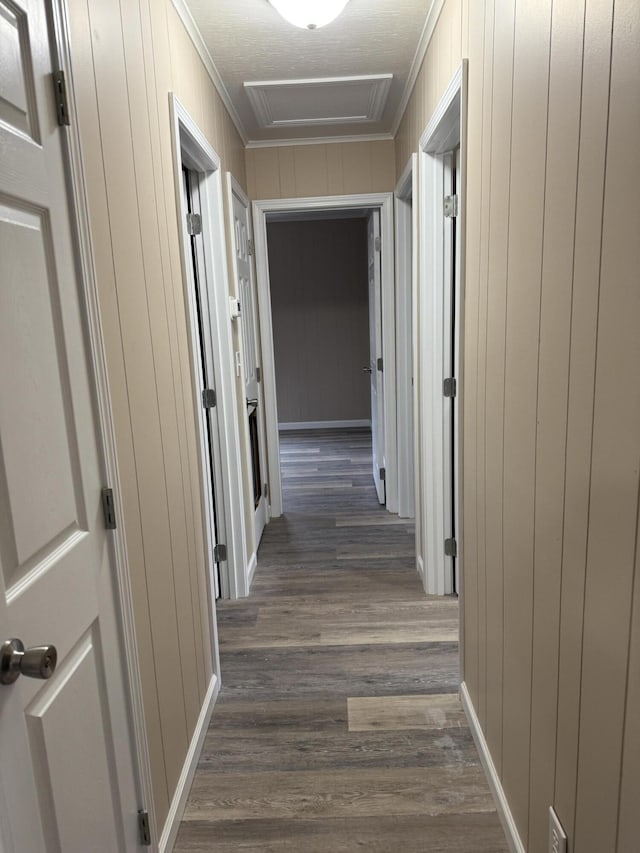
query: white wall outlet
[{"left": 549, "top": 807, "right": 568, "bottom": 853}]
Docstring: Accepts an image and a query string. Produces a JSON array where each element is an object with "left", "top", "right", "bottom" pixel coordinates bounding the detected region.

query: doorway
[
  {"left": 252, "top": 193, "right": 398, "bottom": 519},
  {"left": 170, "top": 95, "right": 249, "bottom": 605},
  {"left": 417, "top": 62, "right": 467, "bottom": 598}
]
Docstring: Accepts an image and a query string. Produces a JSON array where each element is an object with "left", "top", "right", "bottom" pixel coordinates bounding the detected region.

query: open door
[
  {"left": 227, "top": 176, "right": 269, "bottom": 546},
  {"left": 367, "top": 210, "right": 386, "bottom": 504},
  {"left": 0, "top": 1, "right": 140, "bottom": 846},
  {"left": 181, "top": 166, "right": 226, "bottom": 597}
]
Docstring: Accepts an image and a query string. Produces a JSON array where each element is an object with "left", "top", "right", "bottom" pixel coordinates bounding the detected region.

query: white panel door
[
  {"left": 0, "top": 2, "right": 140, "bottom": 850},
  {"left": 228, "top": 178, "right": 268, "bottom": 545},
  {"left": 367, "top": 210, "right": 386, "bottom": 504}
]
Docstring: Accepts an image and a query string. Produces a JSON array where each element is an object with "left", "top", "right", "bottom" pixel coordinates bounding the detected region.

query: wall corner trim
[
  {"left": 170, "top": 0, "right": 248, "bottom": 145},
  {"left": 459, "top": 682, "right": 526, "bottom": 853},
  {"left": 159, "top": 674, "right": 220, "bottom": 852}
]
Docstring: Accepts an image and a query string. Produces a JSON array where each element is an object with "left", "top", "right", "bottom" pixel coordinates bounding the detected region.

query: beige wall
[
  {"left": 267, "top": 219, "right": 370, "bottom": 424},
  {"left": 400, "top": 0, "right": 640, "bottom": 850},
  {"left": 245, "top": 140, "right": 396, "bottom": 199},
  {"left": 67, "top": 0, "right": 247, "bottom": 831}
]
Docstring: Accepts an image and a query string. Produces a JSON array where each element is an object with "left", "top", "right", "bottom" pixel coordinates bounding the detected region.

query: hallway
[{"left": 175, "top": 430, "right": 508, "bottom": 851}]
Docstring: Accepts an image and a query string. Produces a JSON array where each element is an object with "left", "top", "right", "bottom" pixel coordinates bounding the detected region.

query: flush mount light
[{"left": 268, "top": 0, "right": 350, "bottom": 30}]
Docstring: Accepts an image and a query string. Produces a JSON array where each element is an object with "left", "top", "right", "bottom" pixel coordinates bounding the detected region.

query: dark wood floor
[{"left": 175, "top": 429, "right": 508, "bottom": 852}]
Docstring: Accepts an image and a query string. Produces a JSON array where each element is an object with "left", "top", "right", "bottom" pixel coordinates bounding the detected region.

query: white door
[
  {"left": 0, "top": 2, "right": 140, "bottom": 850},
  {"left": 367, "top": 210, "right": 386, "bottom": 504},
  {"left": 228, "top": 177, "right": 268, "bottom": 545}
]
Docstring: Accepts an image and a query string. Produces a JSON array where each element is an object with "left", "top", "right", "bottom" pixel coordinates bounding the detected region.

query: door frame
[
  {"left": 225, "top": 172, "right": 270, "bottom": 569},
  {"left": 169, "top": 95, "right": 249, "bottom": 603},
  {"left": 395, "top": 155, "right": 418, "bottom": 522},
  {"left": 252, "top": 192, "right": 397, "bottom": 518},
  {"left": 417, "top": 62, "right": 468, "bottom": 600},
  {"left": 45, "top": 0, "right": 154, "bottom": 841}
]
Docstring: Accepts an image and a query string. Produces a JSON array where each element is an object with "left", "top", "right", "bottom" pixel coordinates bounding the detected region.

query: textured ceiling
[{"left": 182, "top": 0, "right": 433, "bottom": 144}]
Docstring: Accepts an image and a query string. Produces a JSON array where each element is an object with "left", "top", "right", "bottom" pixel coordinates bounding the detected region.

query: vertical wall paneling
[
  {"left": 66, "top": 0, "right": 171, "bottom": 818},
  {"left": 475, "top": 0, "right": 495, "bottom": 732},
  {"left": 460, "top": 0, "right": 484, "bottom": 705},
  {"left": 573, "top": 0, "right": 640, "bottom": 847},
  {"left": 526, "top": 1, "right": 585, "bottom": 849},
  {"left": 482, "top": 0, "right": 515, "bottom": 776},
  {"left": 618, "top": 497, "right": 640, "bottom": 851},
  {"left": 120, "top": 0, "right": 203, "bottom": 736},
  {"left": 66, "top": 0, "right": 249, "bottom": 831},
  {"left": 246, "top": 141, "right": 396, "bottom": 200},
  {"left": 553, "top": 0, "right": 614, "bottom": 839},
  {"left": 500, "top": 0, "right": 552, "bottom": 838}
]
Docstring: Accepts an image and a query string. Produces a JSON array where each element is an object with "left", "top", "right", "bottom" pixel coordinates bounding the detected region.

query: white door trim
[
  {"left": 169, "top": 95, "right": 249, "bottom": 605},
  {"left": 395, "top": 154, "right": 418, "bottom": 521},
  {"left": 225, "top": 172, "right": 271, "bottom": 555},
  {"left": 417, "top": 62, "right": 467, "bottom": 601},
  {"left": 252, "top": 192, "right": 397, "bottom": 518},
  {"left": 50, "top": 0, "right": 154, "bottom": 841}
]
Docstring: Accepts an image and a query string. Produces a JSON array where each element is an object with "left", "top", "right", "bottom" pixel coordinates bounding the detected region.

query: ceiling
[{"left": 178, "top": 0, "right": 437, "bottom": 146}]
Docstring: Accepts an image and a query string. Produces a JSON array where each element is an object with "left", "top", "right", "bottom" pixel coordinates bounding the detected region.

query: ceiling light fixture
[{"left": 268, "top": 0, "right": 350, "bottom": 30}]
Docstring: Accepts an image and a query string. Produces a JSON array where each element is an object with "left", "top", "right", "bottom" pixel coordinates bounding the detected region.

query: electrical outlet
[{"left": 549, "top": 807, "right": 568, "bottom": 853}]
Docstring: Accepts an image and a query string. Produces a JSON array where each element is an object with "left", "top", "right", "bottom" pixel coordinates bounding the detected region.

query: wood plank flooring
[{"left": 175, "top": 429, "right": 507, "bottom": 852}]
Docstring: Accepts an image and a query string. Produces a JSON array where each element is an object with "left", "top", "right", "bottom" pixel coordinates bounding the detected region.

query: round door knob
[{"left": 0, "top": 639, "right": 58, "bottom": 685}]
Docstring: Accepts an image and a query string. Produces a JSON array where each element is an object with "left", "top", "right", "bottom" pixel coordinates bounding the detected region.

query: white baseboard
[
  {"left": 159, "top": 674, "right": 220, "bottom": 852},
  {"left": 247, "top": 551, "right": 258, "bottom": 587},
  {"left": 459, "top": 682, "right": 526, "bottom": 853},
  {"left": 278, "top": 419, "right": 371, "bottom": 431}
]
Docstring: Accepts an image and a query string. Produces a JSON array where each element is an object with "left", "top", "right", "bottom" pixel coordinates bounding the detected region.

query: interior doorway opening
[{"left": 252, "top": 193, "right": 398, "bottom": 520}]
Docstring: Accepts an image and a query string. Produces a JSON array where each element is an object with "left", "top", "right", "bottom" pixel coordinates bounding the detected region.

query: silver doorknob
[
  {"left": 362, "top": 366, "right": 372, "bottom": 374},
  {"left": 0, "top": 639, "right": 57, "bottom": 685},
  {"left": 246, "top": 398, "right": 258, "bottom": 408}
]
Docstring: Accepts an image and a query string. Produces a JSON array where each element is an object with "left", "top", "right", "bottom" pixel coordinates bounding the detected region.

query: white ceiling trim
[
  {"left": 245, "top": 132, "right": 394, "bottom": 149},
  {"left": 170, "top": 0, "right": 248, "bottom": 144},
  {"left": 391, "top": 0, "right": 447, "bottom": 136},
  {"left": 173, "top": 0, "right": 445, "bottom": 148},
  {"left": 244, "top": 74, "right": 392, "bottom": 129}
]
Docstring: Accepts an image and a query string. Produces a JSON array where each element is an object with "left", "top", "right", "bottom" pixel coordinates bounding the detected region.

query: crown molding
[
  {"left": 391, "top": 0, "right": 447, "bottom": 136},
  {"left": 170, "top": 0, "right": 248, "bottom": 145},
  {"left": 245, "top": 132, "right": 394, "bottom": 149}
]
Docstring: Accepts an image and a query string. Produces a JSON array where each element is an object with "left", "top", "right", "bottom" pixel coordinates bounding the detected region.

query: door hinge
[
  {"left": 443, "top": 377, "right": 457, "bottom": 398},
  {"left": 445, "top": 538, "right": 458, "bottom": 558},
  {"left": 379, "top": 467, "right": 386, "bottom": 481},
  {"left": 264, "top": 482, "right": 268, "bottom": 498},
  {"left": 247, "top": 238, "right": 254, "bottom": 256},
  {"left": 377, "top": 357, "right": 384, "bottom": 372},
  {"left": 256, "top": 366, "right": 262, "bottom": 383},
  {"left": 137, "top": 810, "right": 151, "bottom": 846},
  {"left": 202, "top": 388, "right": 216, "bottom": 409},
  {"left": 101, "top": 488, "right": 117, "bottom": 530},
  {"left": 444, "top": 194, "right": 459, "bottom": 218},
  {"left": 374, "top": 235, "right": 382, "bottom": 252},
  {"left": 186, "top": 212, "right": 202, "bottom": 236},
  {"left": 214, "top": 543, "right": 227, "bottom": 563},
  {"left": 52, "top": 70, "right": 71, "bottom": 127}
]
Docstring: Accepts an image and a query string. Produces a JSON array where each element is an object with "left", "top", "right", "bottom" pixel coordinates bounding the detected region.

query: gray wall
[{"left": 267, "top": 218, "right": 370, "bottom": 425}]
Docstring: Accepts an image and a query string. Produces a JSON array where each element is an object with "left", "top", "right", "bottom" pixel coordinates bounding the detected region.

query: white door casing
[
  {"left": 169, "top": 95, "right": 249, "bottom": 601},
  {"left": 226, "top": 175, "right": 269, "bottom": 547},
  {"left": 368, "top": 210, "right": 386, "bottom": 504},
  {"left": 418, "top": 62, "right": 467, "bottom": 599},
  {"left": 395, "top": 155, "right": 418, "bottom": 522},
  {"left": 0, "top": 0, "right": 141, "bottom": 849},
  {"left": 252, "top": 193, "right": 397, "bottom": 518}
]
